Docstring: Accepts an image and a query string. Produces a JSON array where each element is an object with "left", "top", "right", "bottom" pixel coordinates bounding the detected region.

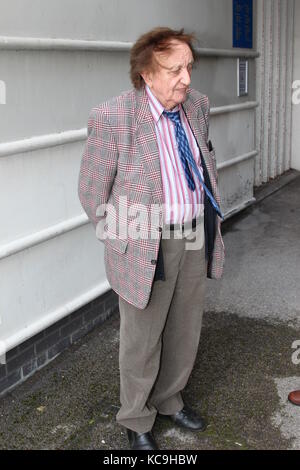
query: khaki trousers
[{"left": 116, "top": 221, "right": 207, "bottom": 433}]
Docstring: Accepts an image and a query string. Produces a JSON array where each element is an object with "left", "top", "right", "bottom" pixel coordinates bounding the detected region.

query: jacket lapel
[
  {"left": 134, "top": 88, "right": 164, "bottom": 205},
  {"left": 182, "top": 91, "right": 209, "bottom": 163},
  {"left": 182, "top": 91, "right": 218, "bottom": 192}
]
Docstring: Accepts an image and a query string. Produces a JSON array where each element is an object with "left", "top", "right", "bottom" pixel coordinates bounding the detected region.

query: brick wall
[{"left": 0, "top": 289, "right": 119, "bottom": 397}]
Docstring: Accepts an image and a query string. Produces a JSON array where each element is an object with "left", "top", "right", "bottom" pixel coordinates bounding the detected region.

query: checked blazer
[{"left": 78, "top": 86, "right": 225, "bottom": 309}]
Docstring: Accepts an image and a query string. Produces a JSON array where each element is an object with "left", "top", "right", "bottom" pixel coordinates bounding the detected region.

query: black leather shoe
[
  {"left": 159, "top": 405, "right": 207, "bottom": 432},
  {"left": 127, "top": 429, "right": 159, "bottom": 450}
]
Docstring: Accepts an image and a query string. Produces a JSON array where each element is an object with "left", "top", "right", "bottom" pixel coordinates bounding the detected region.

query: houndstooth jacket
[{"left": 78, "top": 86, "right": 225, "bottom": 309}]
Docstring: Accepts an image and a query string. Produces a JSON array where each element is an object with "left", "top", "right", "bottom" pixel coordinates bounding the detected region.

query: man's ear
[{"left": 140, "top": 69, "right": 153, "bottom": 88}]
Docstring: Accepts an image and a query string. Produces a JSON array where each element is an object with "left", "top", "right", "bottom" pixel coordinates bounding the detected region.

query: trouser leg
[
  {"left": 148, "top": 230, "right": 207, "bottom": 414},
  {"left": 116, "top": 238, "right": 181, "bottom": 433}
]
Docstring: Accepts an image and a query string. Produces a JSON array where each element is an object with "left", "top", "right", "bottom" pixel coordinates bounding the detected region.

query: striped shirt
[{"left": 145, "top": 85, "right": 204, "bottom": 225}]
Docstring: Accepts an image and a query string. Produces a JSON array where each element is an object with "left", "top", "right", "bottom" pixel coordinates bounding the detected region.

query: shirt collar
[{"left": 145, "top": 85, "right": 180, "bottom": 123}]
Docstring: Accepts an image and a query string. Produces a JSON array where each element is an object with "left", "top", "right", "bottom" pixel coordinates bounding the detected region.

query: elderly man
[{"left": 78, "top": 27, "right": 225, "bottom": 450}]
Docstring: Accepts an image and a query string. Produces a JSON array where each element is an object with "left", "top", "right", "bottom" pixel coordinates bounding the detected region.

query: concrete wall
[
  {"left": 0, "top": 0, "right": 241, "bottom": 46},
  {"left": 0, "top": 0, "right": 258, "bottom": 364},
  {"left": 0, "top": 0, "right": 257, "bottom": 139},
  {"left": 292, "top": 0, "right": 300, "bottom": 170}
]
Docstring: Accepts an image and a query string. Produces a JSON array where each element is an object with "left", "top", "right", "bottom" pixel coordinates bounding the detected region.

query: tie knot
[{"left": 163, "top": 110, "right": 181, "bottom": 125}]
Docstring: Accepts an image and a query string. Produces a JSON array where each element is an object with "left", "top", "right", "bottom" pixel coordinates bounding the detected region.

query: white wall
[
  {"left": 0, "top": 0, "right": 258, "bottom": 359},
  {"left": 292, "top": 0, "right": 300, "bottom": 170},
  {"left": 0, "top": 0, "right": 256, "bottom": 140},
  {"left": 0, "top": 0, "right": 234, "bottom": 46}
]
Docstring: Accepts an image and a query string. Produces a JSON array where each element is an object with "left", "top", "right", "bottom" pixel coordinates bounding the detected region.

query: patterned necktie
[{"left": 163, "top": 110, "right": 224, "bottom": 220}]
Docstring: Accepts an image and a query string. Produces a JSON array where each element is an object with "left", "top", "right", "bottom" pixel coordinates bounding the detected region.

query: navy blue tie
[{"left": 163, "top": 110, "right": 224, "bottom": 220}]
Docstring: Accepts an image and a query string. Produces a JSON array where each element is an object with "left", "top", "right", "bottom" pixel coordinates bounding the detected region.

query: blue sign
[{"left": 233, "top": 0, "right": 253, "bottom": 49}]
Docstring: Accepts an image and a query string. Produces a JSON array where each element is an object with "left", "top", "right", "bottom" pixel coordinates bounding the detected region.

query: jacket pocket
[{"left": 104, "top": 237, "right": 129, "bottom": 254}]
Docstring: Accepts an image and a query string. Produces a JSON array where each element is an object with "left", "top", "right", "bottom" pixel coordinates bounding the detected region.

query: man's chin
[{"left": 176, "top": 90, "right": 188, "bottom": 103}]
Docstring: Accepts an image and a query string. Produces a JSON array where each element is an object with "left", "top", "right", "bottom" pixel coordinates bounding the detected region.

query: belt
[{"left": 167, "top": 217, "right": 197, "bottom": 231}]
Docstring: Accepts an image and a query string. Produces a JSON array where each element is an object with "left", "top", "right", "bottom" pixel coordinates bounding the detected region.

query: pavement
[{"left": 0, "top": 173, "right": 300, "bottom": 450}]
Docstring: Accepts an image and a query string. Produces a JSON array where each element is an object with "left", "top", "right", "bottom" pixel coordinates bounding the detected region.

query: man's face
[{"left": 142, "top": 40, "right": 194, "bottom": 110}]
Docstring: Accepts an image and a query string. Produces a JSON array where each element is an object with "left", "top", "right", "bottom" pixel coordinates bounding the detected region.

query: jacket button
[{"left": 151, "top": 259, "right": 157, "bottom": 265}]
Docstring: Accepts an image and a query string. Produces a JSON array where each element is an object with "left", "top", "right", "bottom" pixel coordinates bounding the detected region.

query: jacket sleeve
[
  {"left": 204, "top": 96, "right": 218, "bottom": 182},
  {"left": 78, "top": 107, "right": 118, "bottom": 229},
  {"left": 204, "top": 95, "right": 210, "bottom": 138}
]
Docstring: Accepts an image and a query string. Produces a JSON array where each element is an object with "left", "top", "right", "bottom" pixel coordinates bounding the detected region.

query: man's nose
[{"left": 180, "top": 68, "right": 191, "bottom": 86}]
